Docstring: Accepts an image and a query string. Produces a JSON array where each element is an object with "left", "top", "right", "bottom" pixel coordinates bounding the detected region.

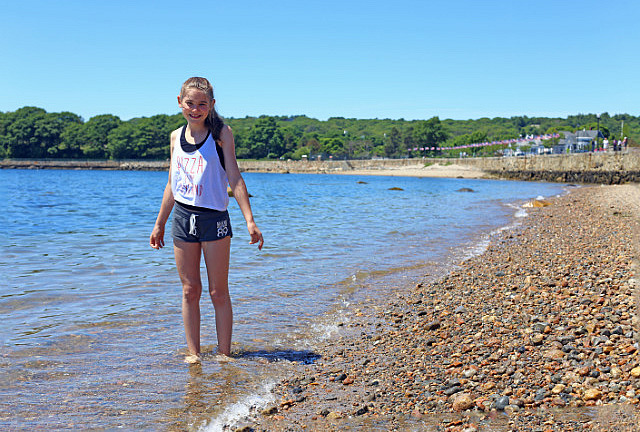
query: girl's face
[{"left": 178, "top": 88, "right": 214, "bottom": 126}]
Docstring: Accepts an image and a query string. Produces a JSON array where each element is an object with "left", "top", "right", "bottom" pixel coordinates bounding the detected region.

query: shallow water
[{"left": 0, "top": 169, "right": 566, "bottom": 430}]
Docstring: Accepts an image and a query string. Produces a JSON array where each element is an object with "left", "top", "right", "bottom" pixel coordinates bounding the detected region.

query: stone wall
[
  {"left": 454, "top": 152, "right": 640, "bottom": 184},
  {"left": 237, "top": 152, "right": 640, "bottom": 184},
  {"left": 452, "top": 151, "right": 639, "bottom": 173}
]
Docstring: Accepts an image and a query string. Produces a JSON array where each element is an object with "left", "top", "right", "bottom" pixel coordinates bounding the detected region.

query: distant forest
[{"left": 1, "top": 106, "right": 637, "bottom": 160}]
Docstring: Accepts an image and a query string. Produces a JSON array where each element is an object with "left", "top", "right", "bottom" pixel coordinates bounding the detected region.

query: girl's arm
[
  {"left": 150, "top": 130, "right": 178, "bottom": 249},
  {"left": 220, "top": 125, "right": 264, "bottom": 250}
]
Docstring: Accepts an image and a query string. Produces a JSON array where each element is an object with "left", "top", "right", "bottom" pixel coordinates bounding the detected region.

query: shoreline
[
  {"left": 332, "top": 163, "right": 489, "bottom": 179},
  {"left": 233, "top": 184, "right": 640, "bottom": 431},
  {"left": 0, "top": 159, "right": 489, "bottom": 179}
]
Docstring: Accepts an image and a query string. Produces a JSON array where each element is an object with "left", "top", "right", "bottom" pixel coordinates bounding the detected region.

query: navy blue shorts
[{"left": 172, "top": 202, "right": 233, "bottom": 243}]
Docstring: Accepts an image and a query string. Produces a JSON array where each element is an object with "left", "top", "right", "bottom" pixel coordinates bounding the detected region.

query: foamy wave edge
[{"left": 199, "top": 381, "right": 276, "bottom": 432}]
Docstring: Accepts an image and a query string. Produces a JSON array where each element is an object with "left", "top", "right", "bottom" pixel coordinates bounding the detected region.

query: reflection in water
[
  {"left": 168, "top": 358, "right": 274, "bottom": 431},
  {"left": 165, "top": 349, "right": 323, "bottom": 431}
]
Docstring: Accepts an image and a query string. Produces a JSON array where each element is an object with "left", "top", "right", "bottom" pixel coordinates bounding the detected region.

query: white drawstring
[{"left": 189, "top": 214, "right": 198, "bottom": 236}]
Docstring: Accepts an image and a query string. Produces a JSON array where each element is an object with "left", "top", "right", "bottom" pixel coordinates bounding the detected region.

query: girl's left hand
[{"left": 248, "top": 222, "right": 264, "bottom": 250}]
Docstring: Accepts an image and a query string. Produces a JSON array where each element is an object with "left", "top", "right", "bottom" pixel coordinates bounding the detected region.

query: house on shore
[{"left": 554, "top": 130, "right": 605, "bottom": 154}]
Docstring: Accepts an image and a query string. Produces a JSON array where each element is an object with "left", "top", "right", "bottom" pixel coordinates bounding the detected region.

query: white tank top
[{"left": 171, "top": 127, "right": 229, "bottom": 211}]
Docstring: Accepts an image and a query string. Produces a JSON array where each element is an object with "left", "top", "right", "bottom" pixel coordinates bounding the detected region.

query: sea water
[{"left": 0, "top": 169, "right": 566, "bottom": 430}]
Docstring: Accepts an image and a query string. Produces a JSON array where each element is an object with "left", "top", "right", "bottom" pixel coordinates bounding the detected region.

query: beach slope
[{"left": 243, "top": 184, "right": 640, "bottom": 431}]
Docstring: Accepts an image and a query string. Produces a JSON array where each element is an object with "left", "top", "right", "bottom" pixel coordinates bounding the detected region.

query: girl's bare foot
[
  {"left": 214, "top": 353, "right": 234, "bottom": 363},
  {"left": 184, "top": 354, "right": 202, "bottom": 364}
]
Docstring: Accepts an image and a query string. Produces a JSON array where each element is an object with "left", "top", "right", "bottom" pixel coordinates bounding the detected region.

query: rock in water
[
  {"left": 523, "top": 199, "right": 551, "bottom": 208},
  {"left": 532, "top": 199, "right": 551, "bottom": 207}
]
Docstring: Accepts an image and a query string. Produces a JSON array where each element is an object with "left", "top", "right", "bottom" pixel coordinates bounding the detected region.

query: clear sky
[{"left": 1, "top": 0, "right": 637, "bottom": 122}]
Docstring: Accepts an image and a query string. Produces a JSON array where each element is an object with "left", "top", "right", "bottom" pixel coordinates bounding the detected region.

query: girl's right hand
[{"left": 150, "top": 225, "right": 165, "bottom": 249}]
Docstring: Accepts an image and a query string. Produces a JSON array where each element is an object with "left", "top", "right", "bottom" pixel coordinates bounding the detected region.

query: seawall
[
  {"left": 2, "top": 151, "right": 639, "bottom": 184},
  {"left": 454, "top": 151, "right": 640, "bottom": 184}
]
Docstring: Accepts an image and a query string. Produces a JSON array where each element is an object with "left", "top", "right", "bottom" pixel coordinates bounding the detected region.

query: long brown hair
[{"left": 180, "top": 77, "right": 225, "bottom": 141}]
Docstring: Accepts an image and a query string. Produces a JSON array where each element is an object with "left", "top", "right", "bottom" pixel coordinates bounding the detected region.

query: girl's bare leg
[
  {"left": 174, "top": 240, "right": 203, "bottom": 356},
  {"left": 202, "top": 236, "right": 232, "bottom": 356}
]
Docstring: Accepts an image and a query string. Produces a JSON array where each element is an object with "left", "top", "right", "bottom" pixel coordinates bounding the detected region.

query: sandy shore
[
  {"left": 226, "top": 184, "right": 640, "bottom": 432},
  {"left": 335, "top": 163, "right": 490, "bottom": 179}
]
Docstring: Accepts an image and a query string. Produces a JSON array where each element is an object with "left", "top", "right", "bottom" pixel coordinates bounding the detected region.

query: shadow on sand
[{"left": 237, "top": 349, "right": 321, "bottom": 365}]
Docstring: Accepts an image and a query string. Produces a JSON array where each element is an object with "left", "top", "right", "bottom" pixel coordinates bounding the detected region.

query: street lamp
[{"left": 596, "top": 114, "right": 601, "bottom": 150}]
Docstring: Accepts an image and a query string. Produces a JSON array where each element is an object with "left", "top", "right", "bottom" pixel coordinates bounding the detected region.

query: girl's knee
[
  {"left": 182, "top": 283, "right": 202, "bottom": 303},
  {"left": 209, "top": 286, "right": 230, "bottom": 306}
]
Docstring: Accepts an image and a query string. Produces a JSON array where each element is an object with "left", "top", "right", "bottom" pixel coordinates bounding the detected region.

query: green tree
[
  {"left": 245, "top": 116, "right": 285, "bottom": 158},
  {"left": 320, "top": 137, "right": 345, "bottom": 157},
  {"left": 292, "top": 146, "right": 311, "bottom": 160},
  {"left": 84, "top": 114, "right": 123, "bottom": 157},
  {"left": 59, "top": 114, "right": 122, "bottom": 158},
  {"left": 383, "top": 127, "right": 402, "bottom": 158},
  {"left": 4, "top": 107, "right": 47, "bottom": 157},
  {"left": 106, "top": 123, "right": 136, "bottom": 159},
  {"left": 304, "top": 135, "right": 321, "bottom": 154},
  {"left": 3, "top": 107, "right": 81, "bottom": 158},
  {"left": 413, "top": 116, "right": 448, "bottom": 156}
]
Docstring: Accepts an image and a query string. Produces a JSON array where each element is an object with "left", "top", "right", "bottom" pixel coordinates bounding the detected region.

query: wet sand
[
  {"left": 230, "top": 184, "right": 640, "bottom": 432},
  {"left": 336, "top": 163, "right": 489, "bottom": 179}
]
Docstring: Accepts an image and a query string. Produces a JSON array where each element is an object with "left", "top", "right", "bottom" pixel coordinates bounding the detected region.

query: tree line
[{"left": 1, "top": 106, "right": 637, "bottom": 160}]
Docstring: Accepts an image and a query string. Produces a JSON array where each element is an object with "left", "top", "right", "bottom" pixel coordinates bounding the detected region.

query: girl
[{"left": 150, "top": 77, "right": 263, "bottom": 363}]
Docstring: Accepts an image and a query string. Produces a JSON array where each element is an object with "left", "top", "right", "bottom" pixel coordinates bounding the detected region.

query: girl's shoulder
[
  {"left": 169, "top": 127, "right": 184, "bottom": 149},
  {"left": 218, "top": 124, "right": 234, "bottom": 146},
  {"left": 171, "top": 126, "right": 186, "bottom": 140},
  {"left": 220, "top": 124, "right": 233, "bottom": 138}
]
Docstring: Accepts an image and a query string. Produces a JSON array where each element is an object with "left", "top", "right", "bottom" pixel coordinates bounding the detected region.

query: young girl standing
[{"left": 150, "top": 77, "right": 263, "bottom": 363}]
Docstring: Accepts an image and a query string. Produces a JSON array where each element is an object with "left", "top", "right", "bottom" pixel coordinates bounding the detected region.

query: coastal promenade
[{"left": 2, "top": 151, "right": 639, "bottom": 183}]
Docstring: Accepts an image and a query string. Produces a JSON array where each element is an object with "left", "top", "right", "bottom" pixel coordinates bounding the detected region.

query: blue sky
[{"left": 1, "top": 0, "right": 637, "bottom": 122}]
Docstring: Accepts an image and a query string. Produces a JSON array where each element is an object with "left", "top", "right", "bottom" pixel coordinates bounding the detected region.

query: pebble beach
[{"left": 230, "top": 184, "right": 640, "bottom": 432}]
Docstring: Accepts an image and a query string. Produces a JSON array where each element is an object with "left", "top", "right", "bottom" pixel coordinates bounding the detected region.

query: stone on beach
[
  {"left": 583, "top": 388, "right": 603, "bottom": 401},
  {"left": 451, "top": 392, "right": 474, "bottom": 411}
]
